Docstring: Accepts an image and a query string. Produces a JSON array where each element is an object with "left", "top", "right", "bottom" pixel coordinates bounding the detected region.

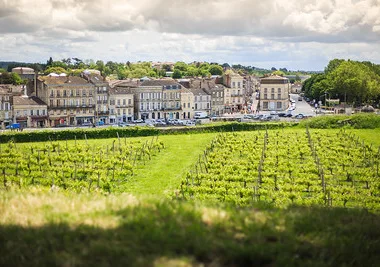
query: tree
[
  {"left": 272, "top": 70, "right": 285, "bottom": 76},
  {"left": 271, "top": 67, "right": 277, "bottom": 71},
  {"left": 44, "top": 66, "right": 67, "bottom": 75},
  {"left": 325, "top": 59, "right": 345, "bottom": 74},
  {"left": 174, "top": 61, "right": 188, "bottom": 72},
  {"left": 172, "top": 69, "right": 182, "bottom": 79},
  {"left": 46, "top": 57, "right": 53, "bottom": 67},
  {"left": 208, "top": 65, "right": 223, "bottom": 75}
]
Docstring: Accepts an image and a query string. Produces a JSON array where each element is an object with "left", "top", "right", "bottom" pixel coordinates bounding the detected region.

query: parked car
[
  {"left": 96, "top": 121, "right": 105, "bottom": 126},
  {"left": 6, "top": 123, "right": 21, "bottom": 130},
  {"left": 295, "top": 114, "right": 305, "bottom": 119},
  {"left": 260, "top": 115, "right": 272, "bottom": 121}
]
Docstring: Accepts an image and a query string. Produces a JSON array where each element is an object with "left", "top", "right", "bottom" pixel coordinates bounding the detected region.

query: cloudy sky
[{"left": 1, "top": 0, "right": 380, "bottom": 71}]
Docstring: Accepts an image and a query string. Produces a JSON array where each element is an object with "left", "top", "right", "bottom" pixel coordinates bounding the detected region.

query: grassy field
[
  {"left": 0, "top": 190, "right": 379, "bottom": 267},
  {"left": 1, "top": 128, "right": 380, "bottom": 266}
]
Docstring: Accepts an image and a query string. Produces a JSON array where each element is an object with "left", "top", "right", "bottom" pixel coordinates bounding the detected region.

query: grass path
[{"left": 122, "top": 133, "right": 216, "bottom": 196}]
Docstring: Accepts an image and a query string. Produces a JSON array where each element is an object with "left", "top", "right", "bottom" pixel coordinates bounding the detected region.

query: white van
[{"left": 194, "top": 111, "right": 208, "bottom": 119}]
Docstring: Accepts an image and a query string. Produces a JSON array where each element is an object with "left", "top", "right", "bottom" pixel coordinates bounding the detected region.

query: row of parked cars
[{"left": 118, "top": 119, "right": 196, "bottom": 127}]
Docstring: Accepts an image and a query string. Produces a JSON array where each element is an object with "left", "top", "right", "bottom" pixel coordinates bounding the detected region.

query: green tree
[
  {"left": 208, "top": 64, "right": 223, "bottom": 75},
  {"left": 272, "top": 70, "right": 285, "bottom": 76},
  {"left": 46, "top": 57, "right": 53, "bottom": 67},
  {"left": 174, "top": 61, "right": 188, "bottom": 72},
  {"left": 44, "top": 67, "right": 67, "bottom": 75},
  {"left": 172, "top": 69, "right": 182, "bottom": 79}
]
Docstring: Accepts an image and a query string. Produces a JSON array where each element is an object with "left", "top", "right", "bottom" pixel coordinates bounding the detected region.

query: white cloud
[{"left": 0, "top": 0, "right": 380, "bottom": 70}]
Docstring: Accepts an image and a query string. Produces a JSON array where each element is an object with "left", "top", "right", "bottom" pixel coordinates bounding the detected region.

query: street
[{"left": 289, "top": 94, "right": 315, "bottom": 117}]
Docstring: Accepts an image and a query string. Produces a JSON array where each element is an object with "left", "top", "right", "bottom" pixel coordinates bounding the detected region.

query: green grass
[
  {"left": 122, "top": 133, "right": 216, "bottom": 195},
  {"left": 0, "top": 190, "right": 379, "bottom": 267},
  {"left": 348, "top": 128, "right": 380, "bottom": 147},
  {"left": 1, "top": 128, "right": 380, "bottom": 266}
]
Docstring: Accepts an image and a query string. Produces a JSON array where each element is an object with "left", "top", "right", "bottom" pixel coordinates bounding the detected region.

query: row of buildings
[{"left": 0, "top": 67, "right": 292, "bottom": 128}]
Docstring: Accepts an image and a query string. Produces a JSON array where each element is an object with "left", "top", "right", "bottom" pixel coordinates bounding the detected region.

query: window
[
  {"left": 140, "top": 103, "right": 144, "bottom": 110},
  {"left": 278, "top": 88, "right": 281, "bottom": 93},
  {"left": 140, "top": 93, "right": 144, "bottom": 99},
  {"left": 264, "top": 94, "right": 268, "bottom": 100},
  {"left": 183, "top": 103, "right": 186, "bottom": 108},
  {"left": 264, "top": 88, "right": 268, "bottom": 93},
  {"left": 42, "top": 110, "right": 46, "bottom": 115},
  {"left": 195, "top": 103, "right": 198, "bottom": 109},
  {"left": 123, "top": 99, "right": 126, "bottom": 106},
  {"left": 232, "top": 82, "right": 236, "bottom": 88},
  {"left": 277, "top": 93, "right": 281, "bottom": 99},
  {"left": 188, "top": 103, "right": 190, "bottom": 108},
  {"left": 128, "top": 99, "right": 131, "bottom": 105},
  {"left": 128, "top": 108, "right": 132, "bottom": 115},
  {"left": 263, "top": 102, "right": 268, "bottom": 109},
  {"left": 271, "top": 94, "right": 275, "bottom": 99},
  {"left": 238, "top": 82, "right": 241, "bottom": 88},
  {"left": 271, "top": 88, "right": 275, "bottom": 93},
  {"left": 277, "top": 102, "right": 282, "bottom": 109},
  {"left": 123, "top": 109, "right": 126, "bottom": 115},
  {"left": 50, "top": 90, "right": 54, "bottom": 97},
  {"left": 117, "top": 100, "right": 120, "bottom": 106}
]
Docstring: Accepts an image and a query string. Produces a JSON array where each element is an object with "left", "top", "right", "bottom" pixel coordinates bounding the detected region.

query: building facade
[
  {"left": 259, "top": 75, "right": 290, "bottom": 111},
  {"left": 36, "top": 76, "right": 95, "bottom": 127},
  {"left": 180, "top": 88, "right": 194, "bottom": 119},
  {"left": 12, "top": 96, "right": 48, "bottom": 128},
  {"left": 83, "top": 73, "right": 110, "bottom": 124},
  {"left": 133, "top": 79, "right": 182, "bottom": 120},
  {"left": 223, "top": 73, "right": 245, "bottom": 112},
  {"left": 0, "top": 85, "right": 12, "bottom": 129},
  {"left": 109, "top": 82, "right": 136, "bottom": 124}
]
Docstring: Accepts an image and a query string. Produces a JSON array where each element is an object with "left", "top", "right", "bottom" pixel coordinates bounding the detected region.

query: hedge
[
  {"left": 299, "top": 113, "right": 380, "bottom": 129},
  {"left": 0, "top": 122, "right": 297, "bottom": 143}
]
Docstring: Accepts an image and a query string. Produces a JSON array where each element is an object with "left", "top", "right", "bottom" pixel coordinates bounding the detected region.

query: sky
[{"left": 1, "top": 0, "right": 380, "bottom": 71}]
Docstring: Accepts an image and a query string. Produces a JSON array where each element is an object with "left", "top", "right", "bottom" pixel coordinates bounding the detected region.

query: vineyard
[
  {"left": 179, "top": 129, "right": 380, "bottom": 209},
  {"left": 0, "top": 136, "right": 164, "bottom": 193}
]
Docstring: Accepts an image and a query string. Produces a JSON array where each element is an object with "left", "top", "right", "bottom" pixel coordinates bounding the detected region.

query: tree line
[{"left": 302, "top": 59, "right": 380, "bottom": 106}]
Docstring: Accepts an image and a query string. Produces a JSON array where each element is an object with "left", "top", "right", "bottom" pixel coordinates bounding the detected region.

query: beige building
[
  {"left": 0, "top": 85, "right": 13, "bottom": 128},
  {"left": 259, "top": 75, "right": 290, "bottom": 111},
  {"left": 36, "top": 76, "right": 95, "bottom": 126},
  {"left": 180, "top": 88, "right": 194, "bottom": 119},
  {"left": 12, "top": 96, "right": 48, "bottom": 128},
  {"left": 133, "top": 79, "right": 182, "bottom": 120},
  {"left": 109, "top": 81, "right": 137, "bottom": 124},
  {"left": 223, "top": 72, "right": 245, "bottom": 112},
  {"left": 83, "top": 73, "right": 110, "bottom": 124}
]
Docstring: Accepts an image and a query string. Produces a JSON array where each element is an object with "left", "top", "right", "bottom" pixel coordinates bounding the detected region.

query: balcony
[{"left": 97, "top": 111, "right": 110, "bottom": 115}]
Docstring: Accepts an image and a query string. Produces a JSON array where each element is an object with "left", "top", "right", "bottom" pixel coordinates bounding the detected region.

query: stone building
[
  {"left": 36, "top": 76, "right": 95, "bottom": 126},
  {"left": 259, "top": 75, "right": 290, "bottom": 111}
]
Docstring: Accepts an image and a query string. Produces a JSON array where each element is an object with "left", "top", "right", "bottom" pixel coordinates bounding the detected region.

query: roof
[
  {"left": 39, "top": 76, "right": 90, "bottom": 85},
  {"left": 0, "top": 85, "right": 14, "bottom": 94},
  {"left": 260, "top": 75, "right": 288, "bottom": 80},
  {"left": 260, "top": 75, "right": 289, "bottom": 84},
  {"left": 140, "top": 79, "right": 180, "bottom": 87},
  {"left": 11, "top": 67, "right": 35, "bottom": 75},
  {"left": 82, "top": 73, "right": 107, "bottom": 84},
  {"left": 189, "top": 87, "right": 209, "bottom": 96},
  {"left": 109, "top": 86, "right": 134, "bottom": 95},
  {"left": 189, "top": 79, "right": 223, "bottom": 92},
  {"left": 13, "top": 96, "right": 47, "bottom": 106}
]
